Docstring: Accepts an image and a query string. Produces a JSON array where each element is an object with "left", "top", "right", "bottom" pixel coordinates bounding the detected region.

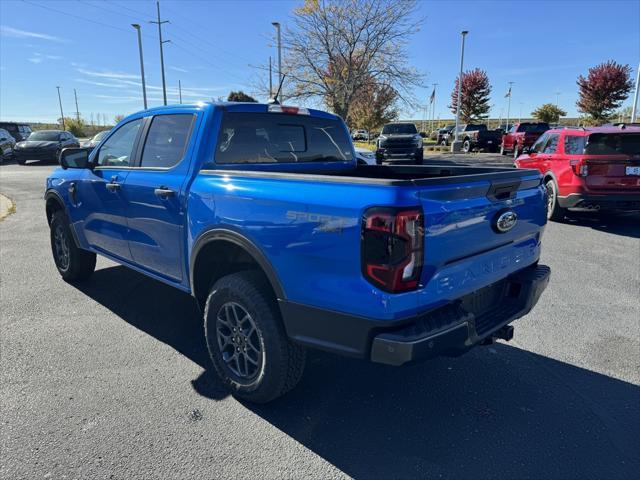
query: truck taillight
[
  {"left": 361, "top": 207, "right": 423, "bottom": 292},
  {"left": 570, "top": 159, "right": 588, "bottom": 177}
]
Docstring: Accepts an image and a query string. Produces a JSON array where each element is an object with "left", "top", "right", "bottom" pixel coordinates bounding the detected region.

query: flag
[
  {"left": 429, "top": 88, "right": 435, "bottom": 104},
  {"left": 505, "top": 86, "right": 512, "bottom": 98}
]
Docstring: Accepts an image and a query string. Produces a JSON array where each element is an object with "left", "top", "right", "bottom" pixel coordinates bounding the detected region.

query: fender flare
[
  {"left": 44, "top": 189, "right": 69, "bottom": 226},
  {"left": 189, "top": 228, "right": 286, "bottom": 300},
  {"left": 542, "top": 170, "right": 558, "bottom": 185}
]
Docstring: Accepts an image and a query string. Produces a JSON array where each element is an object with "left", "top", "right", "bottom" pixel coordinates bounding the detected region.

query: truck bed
[{"left": 207, "top": 163, "right": 539, "bottom": 187}]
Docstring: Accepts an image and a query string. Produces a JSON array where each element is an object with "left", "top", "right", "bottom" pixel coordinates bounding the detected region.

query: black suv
[
  {"left": 0, "top": 122, "right": 32, "bottom": 142},
  {"left": 375, "top": 122, "right": 423, "bottom": 164}
]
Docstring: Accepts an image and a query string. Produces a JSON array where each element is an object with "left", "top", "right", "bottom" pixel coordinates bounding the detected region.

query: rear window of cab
[{"left": 209, "top": 112, "right": 353, "bottom": 166}]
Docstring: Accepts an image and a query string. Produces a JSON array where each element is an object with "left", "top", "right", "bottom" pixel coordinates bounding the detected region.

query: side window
[
  {"left": 140, "top": 114, "right": 195, "bottom": 168},
  {"left": 564, "top": 135, "right": 585, "bottom": 155},
  {"left": 531, "top": 133, "right": 548, "bottom": 153},
  {"left": 96, "top": 119, "right": 142, "bottom": 167},
  {"left": 543, "top": 134, "right": 559, "bottom": 154}
]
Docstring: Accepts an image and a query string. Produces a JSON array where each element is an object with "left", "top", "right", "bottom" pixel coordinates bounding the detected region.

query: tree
[
  {"left": 347, "top": 80, "right": 398, "bottom": 133},
  {"left": 576, "top": 60, "right": 633, "bottom": 123},
  {"left": 60, "top": 117, "right": 85, "bottom": 137},
  {"left": 113, "top": 114, "right": 125, "bottom": 124},
  {"left": 449, "top": 68, "right": 492, "bottom": 122},
  {"left": 284, "top": 0, "right": 423, "bottom": 120},
  {"left": 227, "top": 91, "right": 257, "bottom": 102},
  {"left": 532, "top": 103, "right": 567, "bottom": 124}
]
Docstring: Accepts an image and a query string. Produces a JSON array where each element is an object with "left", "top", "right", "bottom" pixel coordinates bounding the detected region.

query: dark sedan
[{"left": 14, "top": 130, "right": 79, "bottom": 165}]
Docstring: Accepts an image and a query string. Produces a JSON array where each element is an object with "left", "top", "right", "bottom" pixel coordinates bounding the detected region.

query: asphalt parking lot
[{"left": 1, "top": 160, "right": 639, "bottom": 479}]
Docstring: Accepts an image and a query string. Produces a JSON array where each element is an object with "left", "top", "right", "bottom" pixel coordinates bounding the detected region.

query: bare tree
[{"left": 284, "top": 0, "right": 424, "bottom": 120}]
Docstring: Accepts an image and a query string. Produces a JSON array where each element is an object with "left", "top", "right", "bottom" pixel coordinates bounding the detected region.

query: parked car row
[
  {"left": 0, "top": 125, "right": 111, "bottom": 164},
  {"left": 514, "top": 124, "right": 640, "bottom": 220}
]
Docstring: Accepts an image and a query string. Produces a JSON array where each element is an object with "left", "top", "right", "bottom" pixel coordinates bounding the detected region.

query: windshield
[
  {"left": 28, "top": 131, "right": 60, "bottom": 141},
  {"left": 382, "top": 124, "right": 417, "bottom": 135},
  {"left": 211, "top": 112, "right": 353, "bottom": 165},
  {"left": 585, "top": 133, "right": 640, "bottom": 156},
  {"left": 519, "top": 123, "right": 549, "bottom": 133},
  {"left": 92, "top": 130, "right": 109, "bottom": 142}
]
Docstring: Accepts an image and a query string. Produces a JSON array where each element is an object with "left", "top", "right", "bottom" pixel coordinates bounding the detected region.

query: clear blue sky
[{"left": 0, "top": 0, "right": 638, "bottom": 124}]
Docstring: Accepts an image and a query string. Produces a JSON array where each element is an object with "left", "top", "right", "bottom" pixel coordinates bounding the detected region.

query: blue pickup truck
[{"left": 46, "top": 102, "right": 550, "bottom": 403}]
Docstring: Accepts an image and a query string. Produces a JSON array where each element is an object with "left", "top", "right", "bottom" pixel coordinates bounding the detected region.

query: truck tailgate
[{"left": 414, "top": 172, "right": 545, "bottom": 309}]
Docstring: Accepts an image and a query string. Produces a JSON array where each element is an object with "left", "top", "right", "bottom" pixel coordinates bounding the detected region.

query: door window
[
  {"left": 564, "top": 135, "right": 585, "bottom": 155},
  {"left": 96, "top": 119, "right": 142, "bottom": 167},
  {"left": 140, "top": 114, "right": 195, "bottom": 168},
  {"left": 542, "top": 134, "right": 559, "bottom": 154},
  {"left": 531, "top": 133, "right": 548, "bottom": 153}
]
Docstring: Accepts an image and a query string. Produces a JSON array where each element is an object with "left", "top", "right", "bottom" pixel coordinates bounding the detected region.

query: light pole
[
  {"left": 631, "top": 63, "right": 639, "bottom": 122},
  {"left": 453, "top": 30, "right": 468, "bottom": 152},
  {"left": 56, "top": 86, "right": 65, "bottom": 131},
  {"left": 555, "top": 90, "right": 560, "bottom": 108},
  {"left": 272, "top": 22, "right": 282, "bottom": 101},
  {"left": 178, "top": 80, "right": 182, "bottom": 104},
  {"left": 131, "top": 24, "right": 148, "bottom": 109},
  {"left": 150, "top": 1, "right": 169, "bottom": 105},
  {"left": 519, "top": 102, "right": 524, "bottom": 123}
]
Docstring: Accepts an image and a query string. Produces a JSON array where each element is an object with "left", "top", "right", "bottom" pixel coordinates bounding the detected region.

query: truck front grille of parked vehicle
[{"left": 361, "top": 207, "right": 424, "bottom": 292}]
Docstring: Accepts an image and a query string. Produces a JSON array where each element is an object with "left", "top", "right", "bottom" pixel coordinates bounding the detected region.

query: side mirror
[
  {"left": 419, "top": 132, "right": 427, "bottom": 138},
  {"left": 60, "top": 147, "right": 90, "bottom": 169}
]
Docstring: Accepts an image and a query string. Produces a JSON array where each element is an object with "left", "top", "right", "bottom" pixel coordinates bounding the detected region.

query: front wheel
[
  {"left": 545, "top": 179, "right": 567, "bottom": 222},
  {"left": 16, "top": 156, "right": 26, "bottom": 165},
  {"left": 513, "top": 145, "right": 520, "bottom": 159},
  {"left": 204, "top": 271, "right": 306, "bottom": 403},
  {"left": 50, "top": 210, "right": 96, "bottom": 281},
  {"left": 500, "top": 143, "right": 506, "bottom": 155},
  {"left": 462, "top": 139, "right": 471, "bottom": 153}
]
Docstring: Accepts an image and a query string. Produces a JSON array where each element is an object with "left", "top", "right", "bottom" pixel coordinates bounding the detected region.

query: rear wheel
[
  {"left": 462, "top": 139, "right": 471, "bottom": 153},
  {"left": 50, "top": 210, "right": 96, "bottom": 281},
  {"left": 204, "top": 271, "right": 306, "bottom": 403},
  {"left": 545, "top": 179, "right": 567, "bottom": 222},
  {"left": 16, "top": 156, "right": 26, "bottom": 165},
  {"left": 500, "top": 143, "right": 507, "bottom": 155},
  {"left": 513, "top": 145, "right": 520, "bottom": 159}
]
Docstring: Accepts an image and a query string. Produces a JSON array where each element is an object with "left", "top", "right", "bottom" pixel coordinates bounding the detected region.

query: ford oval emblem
[{"left": 493, "top": 210, "right": 518, "bottom": 233}]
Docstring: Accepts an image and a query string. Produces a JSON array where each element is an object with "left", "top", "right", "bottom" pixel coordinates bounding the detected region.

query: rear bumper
[
  {"left": 280, "top": 263, "right": 550, "bottom": 365},
  {"left": 472, "top": 138, "right": 499, "bottom": 149},
  {"left": 558, "top": 193, "right": 640, "bottom": 211}
]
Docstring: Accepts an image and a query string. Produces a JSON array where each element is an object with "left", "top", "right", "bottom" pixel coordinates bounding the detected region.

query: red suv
[{"left": 515, "top": 126, "right": 640, "bottom": 221}]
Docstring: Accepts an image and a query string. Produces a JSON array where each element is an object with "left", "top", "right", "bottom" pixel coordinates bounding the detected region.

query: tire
[
  {"left": 50, "top": 210, "right": 96, "bottom": 281},
  {"left": 204, "top": 271, "right": 306, "bottom": 404},
  {"left": 544, "top": 179, "right": 567, "bottom": 222},
  {"left": 415, "top": 149, "right": 423, "bottom": 164},
  {"left": 16, "top": 156, "right": 26, "bottom": 165},
  {"left": 462, "top": 139, "right": 471, "bottom": 153},
  {"left": 500, "top": 143, "right": 506, "bottom": 155},
  {"left": 513, "top": 145, "right": 520, "bottom": 159}
]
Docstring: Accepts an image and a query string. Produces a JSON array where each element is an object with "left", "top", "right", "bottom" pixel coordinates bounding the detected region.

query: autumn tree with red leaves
[
  {"left": 449, "top": 68, "right": 492, "bottom": 122},
  {"left": 347, "top": 81, "right": 398, "bottom": 133},
  {"left": 576, "top": 61, "right": 633, "bottom": 123}
]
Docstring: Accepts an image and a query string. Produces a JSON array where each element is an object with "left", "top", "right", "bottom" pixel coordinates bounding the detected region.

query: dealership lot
[{"left": 1, "top": 162, "right": 639, "bottom": 479}]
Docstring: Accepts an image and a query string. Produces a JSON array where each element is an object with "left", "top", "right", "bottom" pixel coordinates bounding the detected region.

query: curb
[{"left": 0, "top": 193, "right": 16, "bottom": 221}]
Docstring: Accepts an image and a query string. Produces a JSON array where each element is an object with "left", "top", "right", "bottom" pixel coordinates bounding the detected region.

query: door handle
[
  {"left": 105, "top": 182, "right": 120, "bottom": 192},
  {"left": 154, "top": 187, "right": 175, "bottom": 198},
  {"left": 68, "top": 182, "right": 77, "bottom": 204}
]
